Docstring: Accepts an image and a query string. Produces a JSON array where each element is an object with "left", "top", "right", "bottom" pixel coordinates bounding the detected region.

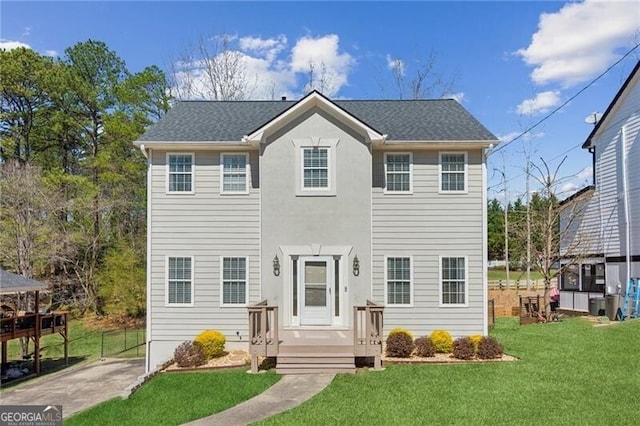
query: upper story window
[
  {"left": 167, "top": 153, "right": 194, "bottom": 193},
  {"left": 385, "top": 256, "right": 412, "bottom": 306},
  {"left": 384, "top": 153, "right": 412, "bottom": 193},
  {"left": 440, "top": 256, "right": 468, "bottom": 307},
  {"left": 303, "top": 148, "right": 329, "bottom": 189},
  {"left": 167, "top": 256, "right": 194, "bottom": 306},
  {"left": 439, "top": 152, "right": 467, "bottom": 193},
  {"left": 221, "top": 153, "right": 249, "bottom": 194}
]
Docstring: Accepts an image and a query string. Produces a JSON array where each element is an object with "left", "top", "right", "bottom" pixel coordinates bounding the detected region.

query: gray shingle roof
[
  {"left": 138, "top": 97, "right": 497, "bottom": 142},
  {"left": 0, "top": 269, "right": 48, "bottom": 294}
]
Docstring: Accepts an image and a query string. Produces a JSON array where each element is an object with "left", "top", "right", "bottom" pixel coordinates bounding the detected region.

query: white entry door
[{"left": 300, "top": 256, "right": 332, "bottom": 325}]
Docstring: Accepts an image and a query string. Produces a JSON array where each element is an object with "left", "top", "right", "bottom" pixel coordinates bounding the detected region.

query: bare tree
[
  {"left": 303, "top": 61, "right": 335, "bottom": 95},
  {"left": 384, "top": 50, "right": 458, "bottom": 100},
  {"left": 168, "top": 33, "right": 256, "bottom": 100}
]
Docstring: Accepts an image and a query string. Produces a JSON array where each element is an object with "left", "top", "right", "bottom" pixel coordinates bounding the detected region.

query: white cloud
[
  {"left": 0, "top": 39, "right": 31, "bottom": 51},
  {"left": 386, "top": 54, "right": 405, "bottom": 77},
  {"left": 45, "top": 50, "right": 58, "bottom": 57},
  {"left": 517, "top": 0, "right": 640, "bottom": 87},
  {"left": 171, "top": 33, "right": 356, "bottom": 100},
  {"left": 497, "top": 130, "right": 545, "bottom": 143},
  {"left": 23, "top": 26, "right": 32, "bottom": 36},
  {"left": 444, "top": 92, "right": 465, "bottom": 103},
  {"left": 290, "top": 34, "right": 355, "bottom": 96},
  {"left": 577, "top": 166, "right": 593, "bottom": 180},
  {"left": 516, "top": 91, "right": 561, "bottom": 115},
  {"left": 560, "top": 182, "right": 578, "bottom": 194}
]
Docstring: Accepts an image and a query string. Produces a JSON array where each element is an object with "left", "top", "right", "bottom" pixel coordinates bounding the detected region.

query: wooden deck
[{"left": 1, "top": 312, "right": 68, "bottom": 342}]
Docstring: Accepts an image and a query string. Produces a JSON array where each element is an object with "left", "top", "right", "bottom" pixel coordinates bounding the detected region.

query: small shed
[{"left": 1, "top": 269, "right": 68, "bottom": 377}]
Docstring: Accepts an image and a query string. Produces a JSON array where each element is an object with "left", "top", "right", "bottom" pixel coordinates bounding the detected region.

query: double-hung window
[
  {"left": 221, "top": 153, "right": 249, "bottom": 194},
  {"left": 385, "top": 256, "right": 412, "bottom": 306},
  {"left": 440, "top": 256, "right": 467, "bottom": 306},
  {"left": 167, "top": 256, "right": 193, "bottom": 306},
  {"left": 221, "top": 257, "right": 247, "bottom": 306},
  {"left": 167, "top": 153, "right": 194, "bottom": 193},
  {"left": 384, "top": 153, "right": 412, "bottom": 193},
  {"left": 303, "top": 148, "right": 329, "bottom": 189},
  {"left": 439, "top": 152, "right": 467, "bottom": 192}
]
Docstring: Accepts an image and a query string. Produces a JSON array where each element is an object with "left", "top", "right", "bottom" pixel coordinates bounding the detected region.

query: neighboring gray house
[
  {"left": 135, "top": 91, "right": 498, "bottom": 372},
  {"left": 559, "top": 61, "right": 640, "bottom": 314}
]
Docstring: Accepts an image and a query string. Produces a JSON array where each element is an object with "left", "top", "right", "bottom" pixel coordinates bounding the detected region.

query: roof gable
[
  {"left": 583, "top": 61, "right": 640, "bottom": 149},
  {"left": 243, "top": 90, "right": 385, "bottom": 145}
]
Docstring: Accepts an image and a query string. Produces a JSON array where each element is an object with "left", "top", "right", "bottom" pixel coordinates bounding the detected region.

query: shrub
[
  {"left": 386, "top": 331, "right": 415, "bottom": 358},
  {"left": 477, "top": 336, "right": 504, "bottom": 359},
  {"left": 414, "top": 336, "right": 435, "bottom": 357},
  {"left": 174, "top": 341, "right": 205, "bottom": 368},
  {"left": 194, "top": 330, "right": 226, "bottom": 359},
  {"left": 453, "top": 337, "right": 475, "bottom": 360},
  {"left": 429, "top": 330, "right": 453, "bottom": 353},
  {"left": 388, "top": 327, "right": 413, "bottom": 339},
  {"left": 469, "top": 334, "right": 483, "bottom": 352}
]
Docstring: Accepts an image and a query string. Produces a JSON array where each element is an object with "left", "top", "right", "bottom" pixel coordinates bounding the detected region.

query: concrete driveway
[{"left": 0, "top": 358, "right": 144, "bottom": 417}]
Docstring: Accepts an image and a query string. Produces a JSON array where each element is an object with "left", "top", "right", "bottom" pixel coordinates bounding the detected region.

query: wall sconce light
[
  {"left": 353, "top": 255, "right": 360, "bottom": 276},
  {"left": 273, "top": 255, "right": 280, "bottom": 276}
]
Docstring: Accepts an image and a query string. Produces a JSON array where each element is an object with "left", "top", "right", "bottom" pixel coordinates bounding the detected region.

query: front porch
[{"left": 248, "top": 300, "right": 384, "bottom": 374}]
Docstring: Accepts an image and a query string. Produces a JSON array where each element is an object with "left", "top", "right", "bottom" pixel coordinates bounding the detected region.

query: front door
[{"left": 300, "top": 256, "right": 332, "bottom": 325}]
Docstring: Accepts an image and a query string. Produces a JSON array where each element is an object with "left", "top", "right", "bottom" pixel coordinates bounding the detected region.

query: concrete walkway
[
  {"left": 0, "top": 358, "right": 144, "bottom": 417},
  {"left": 185, "top": 373, "right": 335, "bottom": 426}
]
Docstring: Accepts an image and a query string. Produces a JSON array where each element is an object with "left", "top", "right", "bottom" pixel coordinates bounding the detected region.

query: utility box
[{"left": 605, "top": 294, "right": 621, "bottom": 320}]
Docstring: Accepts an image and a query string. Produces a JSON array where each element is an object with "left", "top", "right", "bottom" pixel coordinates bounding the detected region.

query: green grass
[
  {"left": 257, "top": 318, "right": 640, "bottom": 425},
  {"left": 488, "top": 269, "right": 546, "bottom": 281},
  {"left": 65, "top": 369, "right": 280, "bottom": 426}
]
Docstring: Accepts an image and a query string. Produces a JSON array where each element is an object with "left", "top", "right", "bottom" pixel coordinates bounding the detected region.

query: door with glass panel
[{"left": 299, "top": 257, "right": 332, "bottom": 325}]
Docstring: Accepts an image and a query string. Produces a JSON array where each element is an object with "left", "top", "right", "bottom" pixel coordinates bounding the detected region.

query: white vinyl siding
[
  {"left": 221, "top": 153, "right": 249, "bottom": 194},
  {"left": 385, "top": 256, "right": 412, "bottom": 306},
  {"left": 221, "top": 256, "right": 248, "bottom": 306},
  {"left": 384, "top": 153, "right": 413, "bottom": 193},
  {"left": 303, "top": 147, "right": 329, "bottom": 188},
  {"left": 167, "top": 153, "right": 194, "bottom": 193},
  {"left": 439, "top": 152, "right": 467, "bottom": 193},
  {"left": 440, "top": 256, "right": 468, "bottom": 306},
  {"left": 166, "top": 256, "right": 194, "bottom": 306}
]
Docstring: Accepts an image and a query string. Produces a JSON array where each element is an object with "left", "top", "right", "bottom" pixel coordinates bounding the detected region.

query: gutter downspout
[
  {"left": 140, "top": 144, "right": 152, "bottom": 373},
  {"left": 621, "top": 126, "right": 632, "bottom": 290},
  {"left": 482, "top": 143, "right": 494, "bottom": 334}
]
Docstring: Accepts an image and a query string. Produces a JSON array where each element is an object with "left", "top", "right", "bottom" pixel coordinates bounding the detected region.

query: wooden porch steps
[{"left": 275, "top": 329, "right": 356, "bottom": 374}]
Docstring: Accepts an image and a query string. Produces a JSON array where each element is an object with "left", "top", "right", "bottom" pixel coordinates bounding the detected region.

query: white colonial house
[
  {"left": 135, "top": 91, "right": 498, "bottom": 373},
  {"left": 559, "top": 61, "right": 640, "bottom": 315}
]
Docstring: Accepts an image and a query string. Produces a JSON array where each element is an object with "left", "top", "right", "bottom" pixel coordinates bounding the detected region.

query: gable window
[
  {"left": 440, "top": 152, "right": 467, "bottom": 192},
  {"left": 303, "top": 148, "right": 329, "bottom": 188},
  {"left": 221, "top": 257, "right": 247, "bottom": 306},
  {"left": 384, "top": 153, "right": 412, "bottom": 193},
  {"left": 385, "top": 256, "right": 412, "bottom": 306},
  {"left": 221, "top": 153, "right": 249, "bottom": 194},
  {"left": 167, "top": 153, "right": 194, "bottom": 193},
  {"left": 440, "top": 256, "right": 467, "bottom": 306},
  {"left": 167, "top": 256, "right": 193, "bottom": 306}
]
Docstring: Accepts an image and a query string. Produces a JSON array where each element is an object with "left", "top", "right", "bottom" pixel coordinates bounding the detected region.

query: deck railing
[
  {"left": 354, "top": 300, "right": 384, "bottom": 369},
  {"left": 1, "top": 312, "right": 67, "bottom": 341},
  {"left": 248, "top": 300, "right": 279, "bottom": 373}
]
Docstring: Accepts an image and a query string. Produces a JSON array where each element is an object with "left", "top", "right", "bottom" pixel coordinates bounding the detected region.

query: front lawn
[
  {"left": 259, "top": 318, "right": 640, "bottom": 425},
  {"left": 65, "top": 368, "right": 280, "bottom": 426}
]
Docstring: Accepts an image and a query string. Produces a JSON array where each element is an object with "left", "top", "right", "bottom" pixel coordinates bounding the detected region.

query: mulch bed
[
  {"left": 163, "top": 350, "right": 251, "bottom": 372},
  {"left": 382, "top": 352, "right": 517, "bottom": 364}
]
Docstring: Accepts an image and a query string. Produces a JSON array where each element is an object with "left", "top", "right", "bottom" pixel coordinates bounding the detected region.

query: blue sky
[{"left": 2, "top": 1, "right": 639, "bottom": 201}]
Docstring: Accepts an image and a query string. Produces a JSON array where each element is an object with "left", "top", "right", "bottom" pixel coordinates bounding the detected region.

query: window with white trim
[
  {"left": 441, "top": 256, "right": 467, "bottom": 305},
  {"left": 222, "top": 257, "right": 247, "bottom": 305},
  {"left": 168, "top": 153, "right": 194, "bottom": 193},
  {"left": 386, "top": 257, "right": 412, "bottom": 305},
  {"left": 440, "top": 152, "right": 466, "bottom": 192},
  {"left": 303, "top": 148, "right": 329, "bottom": 188},
  {"left": 385, "top": 153, "right": 412, "bottom": 193},
  {"left": 221, "top": 153, "right": 249, "bottom": 194},
  {"left": 167, "top": 257, "right": 193, "bottom": 305}
]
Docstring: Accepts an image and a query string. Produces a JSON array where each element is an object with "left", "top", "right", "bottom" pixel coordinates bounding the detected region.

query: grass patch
[
  {"left": 65, "top": 369, "right": 280, "bottom": 426},
  {"left": 488, "top": 269, "right": 546, "bottom": 281},
  {"left": 258, "top": 318, "right": 640, "bottom": 425}
]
